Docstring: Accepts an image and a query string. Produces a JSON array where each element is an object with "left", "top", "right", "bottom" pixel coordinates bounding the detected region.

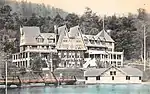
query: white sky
[{"left": 17, "top": 0, "right": 150, "bottom": 16}]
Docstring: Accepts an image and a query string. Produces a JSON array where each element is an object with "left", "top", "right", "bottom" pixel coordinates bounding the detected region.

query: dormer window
[
  {"left": 48, "top": 35, "right": 54, "bottom": 39},
  {"left": 63, "top": 39, "right": 67, "bottom": 42},
  {"left": 36, "top": 35, "right": 44, "bottom": 43},
  {"left": 36, "top": 38, "right": 44, "bottom": 43},
  {"left": 84, "top": 36, "right": 88, "bottom": 44},
  {"left": 48, "top": 39, "right": 54, "bottom": 43},
  {"left": 90, "top": 37, "right": 95, "bottom": 44},
  {"left": 97, "top": 37, "right": 101, "bottom": 44},
  {"left": 47, "top": 35, "right": 55, "bottom": 43},
  {"left": 90, "top": 40, "right": 95, "bottom": 44}
]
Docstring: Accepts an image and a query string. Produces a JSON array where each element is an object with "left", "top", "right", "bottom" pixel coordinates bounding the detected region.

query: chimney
[{"left": 54, "top": 25, "right": 58, "bottom": 34}]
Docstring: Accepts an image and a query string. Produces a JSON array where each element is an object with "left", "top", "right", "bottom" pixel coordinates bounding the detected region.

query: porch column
[
  {"left": 116, "top": 54, "right": 117, "bottom": 66},
  {"left": 108, "top": 54, "right": 111, "bottom": 65},
  {"left": 27, "top": 52, "right": 30, "bottom": 68},
  {"left": 121, "top": 52, "right": 123, "bottom": 66}
]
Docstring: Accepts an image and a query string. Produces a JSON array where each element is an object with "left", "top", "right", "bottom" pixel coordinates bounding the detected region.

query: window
[
  {"left": 96, "top": 76, "right": 100, "bottom": 80},
  {"left": 117, "top": 62, "right": 121, "bottom": 66},
  {"left": 69, "top": 55, "right": 71, "bottom": 58},
  {"left": 139, "top": 76, "right": 141, "bottom": 80},
  {"left": 23, "top": 53, "right": 25, "bottom": 58},
  {"left": 13, "top": 55, "right": 15, "bottom": 60},
  {"left": 63, "top": 40, "right": 67, "bottom": 42},
  {"left": 108, "top": 48, "right": 112, "bottom": 51},
  {"left": 97, "top": 38, "right": 101, "bottom": 44},
  {"left": 110, "top": 71, "right": 113, "bottom": 75},
  {"left": 114, "top": 71, "right": 116, "bottom": 75},
  {"left": 101, "top": 41, "right": 105, "bottom": 45},
  {"left": 117, "top": 55, "right": 121, "bottom": 59},
  {"left": 90, "top": 40, "right": 95, "bottom": 44},
  {"left": 84, "top": 36, "right": 88, "bottom": 44},
  {"left": 36, "top": 38, "right": 44, "bottom": 43},
  {"left": 32, "top": 46, "right": 37, "bottom": 49},
  {"left": 51, "top": 46, "right": 55, "bottom": 50},
  {"left": 112, "top": 76, "right": 114, "bottom": 80},
  {"left": 109, "top": 42, "right": 112, "bottom": 46},
  {"left": 76, "top": 40, "right": 81, "bottom": 42},
  {"left": 110, "top": 71, "right": 116, "bottom": 75},
  {"left": 36, "top": 35, "right": 44, "bottom": 43},
  {"left": 14, "top": 62, "right": 17, "bottom": 66},
  {"left": 85, "top": 77, "right": 88, "bottom": 80},
  {"left": 48, "top": 39, "right": 54, "bottom": 43},
  {"left": 126, "top": 76, "right": 130, "bottom": 80},
  {"left": 23, "top": 61, "right": 25, "bottom": 66},
  {"left": 26, "top": 53, "right": 28, "bottom": 58},
  {"left": 72, "top": 55, "right": 75, "bottom": 58},
  {"left": 77, "top": 55, "right": 80, "bottom": 58},
  {"left": 114, "top": 55, "right": 116, "bottom": 59}
]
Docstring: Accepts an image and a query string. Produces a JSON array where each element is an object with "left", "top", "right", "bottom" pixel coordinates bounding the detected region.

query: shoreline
[{"left": 1, "top": 82, "right": 150, "bottom": 89}]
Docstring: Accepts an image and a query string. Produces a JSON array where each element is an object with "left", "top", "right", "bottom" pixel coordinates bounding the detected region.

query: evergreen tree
[
  {"left": 53, "top": 13, "right": 64, "bottom": 26},
  {"left": 65, "top": 13, "right": 79, "bottom": 28}
]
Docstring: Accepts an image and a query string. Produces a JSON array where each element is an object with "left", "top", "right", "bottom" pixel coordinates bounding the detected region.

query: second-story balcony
[
  {"left": 24, "top": 47, "right": 57, "bottom": 53},
  {"left": 85, "top": 42, "right": 106, "bottom": 48}
]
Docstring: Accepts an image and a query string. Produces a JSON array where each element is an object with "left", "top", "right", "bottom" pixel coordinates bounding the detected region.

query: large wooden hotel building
[{"left": 12, "top": 25, "right": 123, "bottom": 69}]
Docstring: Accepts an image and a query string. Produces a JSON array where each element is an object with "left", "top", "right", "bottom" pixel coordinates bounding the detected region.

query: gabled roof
[
  {"left": 41, "top": 33, "right": 55, "bottom": 39},
  {"left": 96, "top": 29, "right": 114, "bottom": 42},
  {"left": 121, "top": 68, "right": 143, "bottom": 76},
  {"left": 84, "top": 66, "right": 143, "bottom": 77},
  {"left": 20, "top": 26, "right": 56, "bottom": 45},
  {"left": 36, "top": 34, "right": 44, "bottom": 39},
  {"left": 57, "top": 25, "right": 68, "bottom": 35},
  {"left": 68, "top": 26, "right": 80, "bottom": 38},
  {"left": 82, "top": 34, "right": 105, "bottom": 41},
  {"left": 56, "top": 25, "right": 86, "bottom": 50},
  {"left": 84, "top": 68, "right": 106, "bottom": 77},
  {"left": 56, "top": 26, "right": 69, "bottom": 49},
  {"left": 82, "top": 34, "right": 94, "bottom": 40},
  {"left": 23, "top": 26, "right": 41, "bottom": 45}
]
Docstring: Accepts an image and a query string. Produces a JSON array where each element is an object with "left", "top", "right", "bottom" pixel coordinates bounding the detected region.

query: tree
[
  {"left": 0, "top": 5, "right": 12, "bottom": 14},
  {"left": 79, "top": 7, "right": 101, "bottom": 34},
  {"left": 137, "top": 8, "right": 148, "bottom": 21},
  {"left": 133, "top": 8, "right": 150, "bottom": 60},
  {"left": 26, "top": 13, "right": 39, "bottom": 26},
  {"left": 65, "top": 13, "right": 79, "bottom": 28},
  {"left": 111, "top": 30, "right": 140, "bottom": 60},
  {"left": 53, "top": 13, "right": 64, "bottom": 26},
  {"left": 52, "top": 53, "right": 61, "bottom": 69},
  {"left": 30, "top": 55, "right": 42, "bottom": 73}
]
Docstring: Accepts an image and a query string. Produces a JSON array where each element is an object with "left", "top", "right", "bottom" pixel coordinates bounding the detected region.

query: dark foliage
[{"left": 0, "top": 3, "right": 149, "bottom": 61}]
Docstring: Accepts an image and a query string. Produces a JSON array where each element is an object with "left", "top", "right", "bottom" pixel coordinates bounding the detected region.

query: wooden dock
[
  {"left": 0, "top": 71, "right": 76, "bottom": 87},
  {"left": 0, "top": 78, "right": 76, "bottom": 87}
]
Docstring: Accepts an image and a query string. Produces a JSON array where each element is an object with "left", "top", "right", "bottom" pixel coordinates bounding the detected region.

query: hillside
[
  {"left": 5, "top": 0, "right": 68, "bottom": 18},
  {"left": 0, "top": 1, "right": 149, "bottom": 61}
]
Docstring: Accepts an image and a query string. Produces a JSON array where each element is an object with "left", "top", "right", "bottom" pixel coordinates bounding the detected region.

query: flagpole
[
  {"left": 144, "top": 24, "right": 146, "bottom": 71},
  {"left": 5, "top": 54, "right": 8, "bottom": 94},
  {"left": 103, "top": 15, "right": 105, "bottom": 30}
]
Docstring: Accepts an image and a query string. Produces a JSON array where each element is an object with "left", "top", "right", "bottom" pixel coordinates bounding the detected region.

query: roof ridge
[{"left": 96, "top": 29, "right": 114, "bottom": 42}]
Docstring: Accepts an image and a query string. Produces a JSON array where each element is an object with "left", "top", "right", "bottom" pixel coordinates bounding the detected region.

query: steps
[{"left": 83, "top": 58, "right": 97, "bottom": 68}]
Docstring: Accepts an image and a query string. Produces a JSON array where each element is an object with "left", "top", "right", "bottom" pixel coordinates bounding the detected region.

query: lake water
[{"left": 0, "top": 84, "right": 150, "bottom": 94}]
